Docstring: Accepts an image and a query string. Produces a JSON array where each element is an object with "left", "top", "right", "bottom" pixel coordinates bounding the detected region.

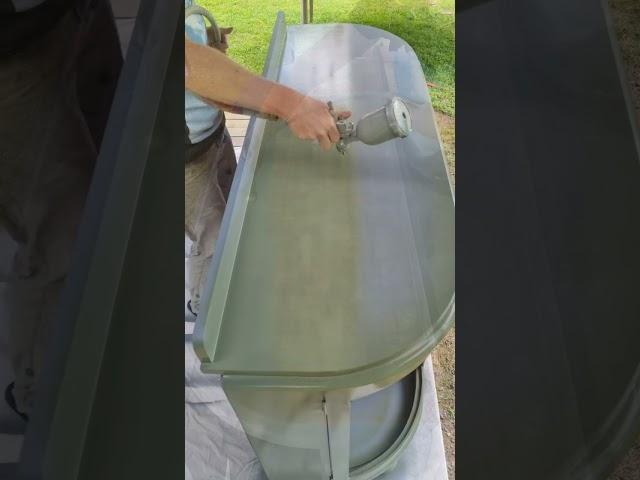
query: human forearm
[{"left": 184, "top": 36, "right": 303, "bottom": 119}]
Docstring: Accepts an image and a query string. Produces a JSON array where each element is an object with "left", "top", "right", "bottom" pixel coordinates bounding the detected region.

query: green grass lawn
[{"left": 198, "top": 0, "right": 455, "bottom": 116}]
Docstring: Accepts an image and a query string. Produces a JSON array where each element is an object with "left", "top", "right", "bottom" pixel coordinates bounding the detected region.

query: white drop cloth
[{"left": 185, "top": 316, "right": 449, "bottom": 480}]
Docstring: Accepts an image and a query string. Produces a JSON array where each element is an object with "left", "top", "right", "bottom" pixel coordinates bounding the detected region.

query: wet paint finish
[
  {"left": 195, "top": 21, "right": 454, "bottom": 386},
  {"left": 222, "top": 368, "right": 424, "bottom": 480}
]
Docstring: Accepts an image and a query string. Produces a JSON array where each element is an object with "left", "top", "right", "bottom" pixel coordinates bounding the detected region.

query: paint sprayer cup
[{"left": 331, "top": 97, "right": 412, "bottom": 154}]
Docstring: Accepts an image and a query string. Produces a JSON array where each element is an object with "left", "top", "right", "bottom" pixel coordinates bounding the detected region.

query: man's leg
[
  {"left": 185, "top": 133, "right": 235, "bottom": 315},
  {"left": 7, "top": 164, "right": 91, "bottom": 415},
  {"left": 0, "top": 12, "right": 96, "bottom": 416}
]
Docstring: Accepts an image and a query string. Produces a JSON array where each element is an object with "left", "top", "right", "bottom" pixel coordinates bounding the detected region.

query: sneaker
[{"left": 4, "top": 383, "right": 28, "bottom": 422}]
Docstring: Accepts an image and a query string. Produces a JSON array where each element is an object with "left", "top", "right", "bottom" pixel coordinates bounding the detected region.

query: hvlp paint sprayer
[{"left": 328, "top": 97, "right": 413, "bottom": 154}]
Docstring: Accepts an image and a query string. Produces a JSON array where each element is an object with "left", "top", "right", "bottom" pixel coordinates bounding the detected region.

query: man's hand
[{"left": 284, "top": 96, "right": 351, "bottom": 151}]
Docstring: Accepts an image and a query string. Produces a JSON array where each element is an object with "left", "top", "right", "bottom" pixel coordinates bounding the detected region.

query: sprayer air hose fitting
[{"left": 185, "top": 4, "right": 222, "bottom": 47}]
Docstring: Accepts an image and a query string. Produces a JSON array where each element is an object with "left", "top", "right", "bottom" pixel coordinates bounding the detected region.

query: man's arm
[{"left": 185, "top": 36, "right": 350, "bottom": 150}]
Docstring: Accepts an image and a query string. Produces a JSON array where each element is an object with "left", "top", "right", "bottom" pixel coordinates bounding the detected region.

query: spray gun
[{"left": 328, "top": 97, "right": 413, "bottom": 154}]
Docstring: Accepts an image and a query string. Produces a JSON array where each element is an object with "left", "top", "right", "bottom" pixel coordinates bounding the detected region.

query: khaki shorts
[
  {"left": 0, "top": 12, "right": 96, "bottom": 414},
  {"left": 185, "top": 129, "right": 236, "bottom": 314}
]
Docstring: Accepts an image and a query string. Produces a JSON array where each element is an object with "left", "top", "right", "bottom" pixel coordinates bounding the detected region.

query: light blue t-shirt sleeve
[{"left": 185, "top": 0, "right": 223, "bottom": 144}]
